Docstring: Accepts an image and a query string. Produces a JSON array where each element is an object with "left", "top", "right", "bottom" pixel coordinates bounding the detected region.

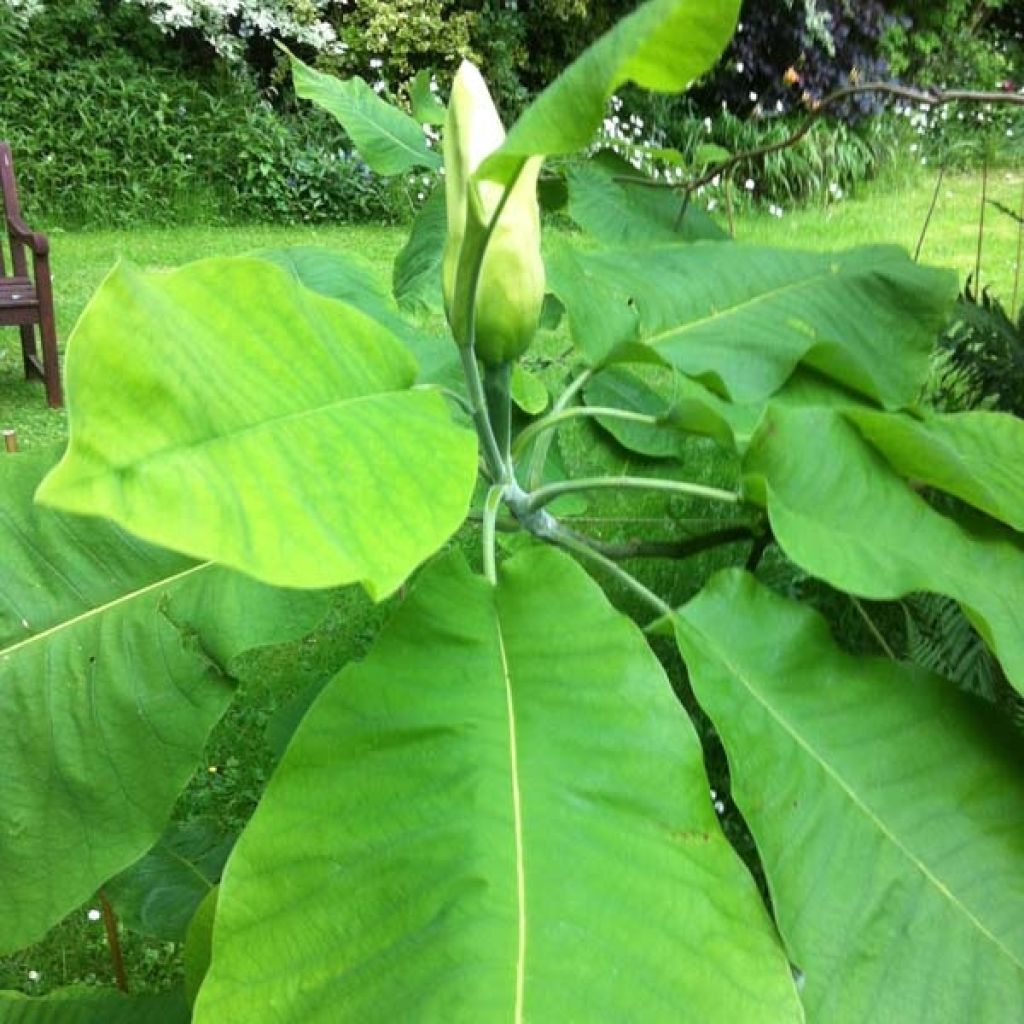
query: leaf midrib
[
  {"left": 643, "top": 265, "right": 839, "bottom": 351},
  {"left": 1, "top": 562, "right": 211, "bottom": 660},
  {"left": 55, "top": 388, "right": 420, "bottom": 494},
  {"left": 339, "top": 79, "right": 437, "bottom": 167},
  {"left": 493, "top": 611, "right": 526, "bottom": 1023},
  {"left": 703, "top": 632, "right": 1024, "bottom": 972}
]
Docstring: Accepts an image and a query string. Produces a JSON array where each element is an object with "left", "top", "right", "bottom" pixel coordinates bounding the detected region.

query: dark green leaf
[
  {"left": 676, "top": 570, "right": 1024, "bottom": 1022},
  {"left": 104, "top": 819, "right": 233, "bottom": 941},
  {"left": 184, "top": 886, "right": 219, "bottom": 1008},
  {"left": 195, "top": 549, "right": 801, "bottom": 1022},
  {"left": 288, "top": 51, "right": 439, "bottom": 173},
  {"left": 568, "top": 151, "right": 726, "bottom": 245},
  {"left": 393, "top": 184, "right": 446, "bottom": 314},
  {"left": 584, "top": 365, "right": 750, "bottom": 455},
  {"left": 0, "top": 451, "right": 326, "bottom": 955},
  {"left": 743, "top": 405, "right": 1024, "bottom": 695},
  {"left": 846, "top": 407, "right": 1024, "bottom": 533},
  {"left": 0, "top": 989, "right": 189, "bottom": 1024},
  {"left": 549, "top": 242, "right": 955, "bottom": 407}
]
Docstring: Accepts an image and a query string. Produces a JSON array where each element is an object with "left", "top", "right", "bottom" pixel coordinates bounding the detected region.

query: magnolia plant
[{"left": 3, "top": 0, "right": 1024, "bottom": 1021}]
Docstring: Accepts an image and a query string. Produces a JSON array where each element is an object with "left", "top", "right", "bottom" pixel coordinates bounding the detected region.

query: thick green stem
[
  {"left": 483, "top": 362, "right": 514, "bottom": 466},
  {"left": 527, "top": 475, "right": 741, "bottom": 513},
  {"left": 460, "top": 347, "right": 508, "bottom": 482},
  {"left": 482, "top": 485, "right": 504, "bottom": 586},
  {"left": 512, "top": 405, "right": 659, "bottom": 461},
  {"left": 527, "top": 368, "right": 592, "bottom": 489}
]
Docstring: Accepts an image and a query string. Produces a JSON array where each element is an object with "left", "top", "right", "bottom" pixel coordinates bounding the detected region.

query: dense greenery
[
  {"left": 2, "top": 0, "right": 1020, "bottom": 226},
  {"left": 3, "top": 0, "right": 1024, "bottom": 1019}
]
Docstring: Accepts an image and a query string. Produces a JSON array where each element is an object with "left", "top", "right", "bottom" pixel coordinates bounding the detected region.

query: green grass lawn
[{"left": 3, "top": 168, "right": 1021, "bottom": 448}]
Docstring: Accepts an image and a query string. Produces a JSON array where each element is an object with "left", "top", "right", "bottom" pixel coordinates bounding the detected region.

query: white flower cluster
[
  {"left": 2, "top": 0, "right": 44, "bottom": 24},
  {"left": 124, "top": 0, "right": 348, "bottom": 61}
]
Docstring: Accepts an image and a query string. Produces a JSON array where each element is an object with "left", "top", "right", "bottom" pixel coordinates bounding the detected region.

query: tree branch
[
  {"left": 614, "top": 81, "right": 1024, "bottom": 197},
  {"left": 560, "top": 525, "right": 754, "bottom": 561}
]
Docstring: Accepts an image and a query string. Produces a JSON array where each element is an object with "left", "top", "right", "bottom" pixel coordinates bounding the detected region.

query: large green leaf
[
  {"left": 195, "top": 548, "right": 801, "bottom": 1022},
  {"left": 481, "top": 0, "right": 741, "bottom": 181},
  {"left": 258, "top": 245, "right": 458, "bottom": 387},
  {"left": 675, "top": 570, "right": 1024, "bottom": 1022},
  {"left": 548, "top": 242, "right": 955, "bottom": 406},
  {"left": 288, "top": 51, "right": 440, "bottom": 174},
  {"left": 37, "top": 257, "right": 478, "bottom": 598},
  {"left": 584, "top": 365, "right": 755, "bottom": 455},
  {"left": 568, "top": 151, "right": 727, "bottom": 245},
  {"left": 0, "top": 450, "right": 327, "bottom": 954},
  {"left": 103, "top": 818, "right": 233, "bottom": 941},
  {"left": 743, "top": 405, "right": 1024, "bottom": 694},
  {"left": 845, "top": 407, "right": 1024, "bottom": 533},
  {"left": 408, "top": 69, "right": 446, "bottom": 126},
  {"left": 0, "top": 989, "right": 189, "bottom": 1024},
  {"left": 392, "top": 184, "right": 446, "bottom": 314}
]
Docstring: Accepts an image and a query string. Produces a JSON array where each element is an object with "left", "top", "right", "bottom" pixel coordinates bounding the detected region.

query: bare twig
[
  {"left": 560, "top": 524, "right": 754, "bottom": 561},
  {"left": 1013, "top": 178, "right": 1024, "bottom": 315},
  {"left": 613, "top": 82, "right": 1024, "bottom": 198},
  {"left": 98, "top": 889, "right": 129, "bottom": 993},
  {"left": 975, "top": 156, "right": 988, "bottom": 288},
  {"left": 914, "top": 164, "right": 946, "bottom": 262}
]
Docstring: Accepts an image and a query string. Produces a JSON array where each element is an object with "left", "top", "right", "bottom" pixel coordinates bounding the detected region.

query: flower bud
[{"left": 442, "top": 60, "right": 544, "bottom": 366}]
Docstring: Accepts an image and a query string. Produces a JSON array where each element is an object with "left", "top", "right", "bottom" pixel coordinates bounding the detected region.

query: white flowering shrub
[{"left": 125, "top": 0, "right": 346, "bottom": 60}]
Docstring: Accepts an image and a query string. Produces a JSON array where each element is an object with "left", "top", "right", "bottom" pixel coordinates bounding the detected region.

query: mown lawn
[{"left": 2, "top": 168, "right": 1021, "bottom": 447}]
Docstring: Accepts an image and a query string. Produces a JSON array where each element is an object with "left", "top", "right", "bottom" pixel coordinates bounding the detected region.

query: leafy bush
[
  {"left": 5, "top": 2, "right": 1024, "bottom": 1020},
  {"left": 0, "top": 0, "right": 407, "bottom": 226}
]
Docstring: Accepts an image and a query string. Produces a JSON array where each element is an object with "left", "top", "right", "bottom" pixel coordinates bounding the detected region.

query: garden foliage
[{"left": 3, "top": 0, "right": 1024, "bottom": 1020}]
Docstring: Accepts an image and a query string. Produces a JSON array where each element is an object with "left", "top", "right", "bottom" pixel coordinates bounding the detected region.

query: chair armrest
[{"left": 5, "top": 213, "right": 49, "bottom": 256}]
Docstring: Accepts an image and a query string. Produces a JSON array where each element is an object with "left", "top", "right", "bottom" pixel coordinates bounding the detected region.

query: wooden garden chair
[{"left": 1, "top": 142, "right": 62, "bottom": 407}]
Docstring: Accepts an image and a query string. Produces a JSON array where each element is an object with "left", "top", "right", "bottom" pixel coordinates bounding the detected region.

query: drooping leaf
[
  {"left": 258, "top": 245, "right": 459, "bottom": 387},
  {"left": 0, "top": 988, "right": 189, "bottom": 1024},
  {"left": 845, "top": 407, "right": 1024, "bottom": 533},
  {"left": 568, "top": 151, "right": 727, "bottom": 245},
  {"left": 393, "top": 184, "right": 446, "bottom": 314},
  {"left": 195, "top": 549, "right": 801, "bottom": 1022},
  {"left": 584, "top": 365, "right": 753, "bottom": 455},
  {"left": 103, "top": 819, "right": 233, "bottom": 941},
  {"left": 548, "top": 242, "right": 955, "bottom": 407},
  {"left": 743, "top": 405, "right": 1024, "bottom": 694},
  {"left": 37, "top": 258, "right": 478, "bottom": 598},
  {"left": 0, "top": 450, "right": 327, "bottom": 955},
  {"left": 675, "top": 570, "right": 1024, "bottom": 1022},
  {"left": 481, "top": 0, "right": 742, "bottom": 182},
  {"left": 288, "top": 50, "right": 440, "bottom": 173},
  {"left": 408, "top": 69, "right": 446, "bottom": 125}
]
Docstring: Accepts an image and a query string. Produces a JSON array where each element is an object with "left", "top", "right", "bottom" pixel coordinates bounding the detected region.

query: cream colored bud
[{"left": 442, "top": 60, "right": 544, "bottom": 365}]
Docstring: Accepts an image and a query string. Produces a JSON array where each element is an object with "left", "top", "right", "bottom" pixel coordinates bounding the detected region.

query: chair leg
[
  {"left": 19, "top": 323, "right": 41, "bottom": 379},
  {"left": 38, "top": 307, "right": 63, "bottom": 408}
]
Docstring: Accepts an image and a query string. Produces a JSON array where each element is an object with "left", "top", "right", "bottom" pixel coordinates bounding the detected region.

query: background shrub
[
  {"left": 2, "top": 0, "right": 1020, "bottom": 228},
  {"left": 0, "top": 0, "right": 408, "bottom": 226}
]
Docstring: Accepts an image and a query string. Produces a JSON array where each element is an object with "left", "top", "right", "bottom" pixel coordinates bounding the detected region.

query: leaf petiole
[
  {"left": 512, "top": 405, "right": 660, "bottom": 461},
  {"left": 526, "top": 475, "right": 741, "bottom": 513}
]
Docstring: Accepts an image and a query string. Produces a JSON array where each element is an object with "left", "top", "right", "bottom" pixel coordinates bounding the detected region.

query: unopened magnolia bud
[{"left": 442, "top": 60, "right": 544, "bottom": 366}]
